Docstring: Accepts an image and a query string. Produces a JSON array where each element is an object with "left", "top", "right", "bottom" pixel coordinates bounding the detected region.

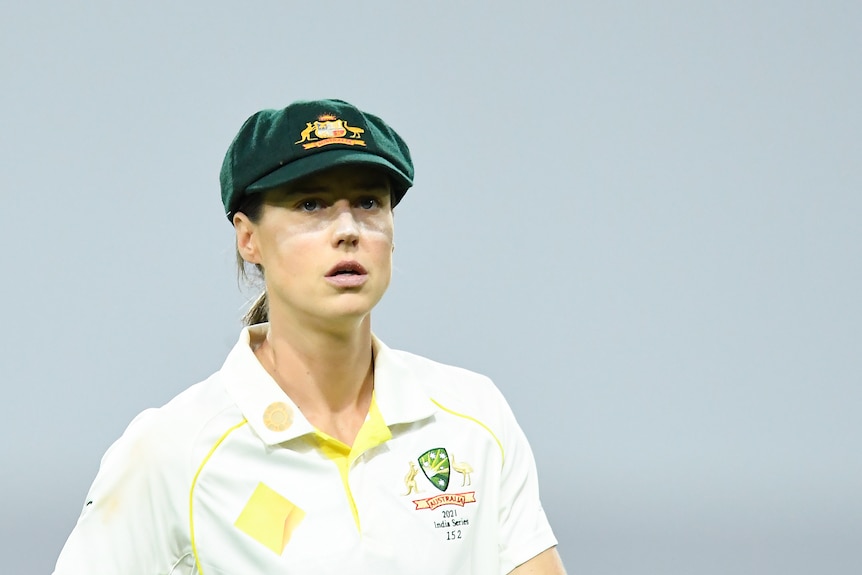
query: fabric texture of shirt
[{"left": 53, "top": 325, "right": 557, "bottom": 575}]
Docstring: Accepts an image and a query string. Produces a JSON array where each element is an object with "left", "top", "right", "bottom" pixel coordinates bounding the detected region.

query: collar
[{"left": 220, "top": 324, "right": 436, "bottom": 446}]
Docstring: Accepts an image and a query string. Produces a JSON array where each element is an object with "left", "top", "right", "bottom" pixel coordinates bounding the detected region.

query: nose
[{"left": 331, "top": 203, "right": 360, "bottom": 248}]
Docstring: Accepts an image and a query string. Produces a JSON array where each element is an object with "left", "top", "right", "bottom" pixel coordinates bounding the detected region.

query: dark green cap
[{"left": 220, "top": 99, "right": 414, "bottom": 221}]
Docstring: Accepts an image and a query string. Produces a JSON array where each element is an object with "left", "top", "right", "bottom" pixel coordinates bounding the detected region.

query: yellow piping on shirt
[
  {"left": 430, "top": 398, "right": 505, "bottom": 464},
  {"left": 189, "top": 419, "right": 248, "bottom": 575},
  {"left": 315, "top": 436, "right": 357, "bottom": 529},
  {"left": 315, "top": 394, "right": 392, "bottom": 532}
]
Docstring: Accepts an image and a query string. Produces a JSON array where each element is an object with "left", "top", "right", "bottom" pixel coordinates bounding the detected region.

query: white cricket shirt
[{"left": 54, "top": 325, "right": 557, "bottom": 574}]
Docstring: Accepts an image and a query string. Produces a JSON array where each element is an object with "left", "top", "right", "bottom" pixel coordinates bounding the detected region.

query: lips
[
  {"left": 325, "top": 261, "right": 368, "bottom": 288},
  {"left": 326, "top": 261, "right": 368, "bottom": 277}
]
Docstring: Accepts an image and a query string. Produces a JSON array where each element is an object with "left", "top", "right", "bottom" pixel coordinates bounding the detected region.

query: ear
[{"left": 233, "top": 212, "right": 262, "bottom": 265}]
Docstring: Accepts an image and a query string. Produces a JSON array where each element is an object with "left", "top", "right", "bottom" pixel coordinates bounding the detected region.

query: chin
[{"left": 324, "top": 294, "right": 382, "bottom": 321}]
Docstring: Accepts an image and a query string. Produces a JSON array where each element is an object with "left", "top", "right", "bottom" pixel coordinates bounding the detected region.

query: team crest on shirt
[
  {"left": 405, "top": 448, "right": 477, "bottom": 511},
  {"left": 418, "top": 447, "right": 450, "bottom": 491},
  {"left": 294, "top": 114, "right": 367, "bottom": 150}
]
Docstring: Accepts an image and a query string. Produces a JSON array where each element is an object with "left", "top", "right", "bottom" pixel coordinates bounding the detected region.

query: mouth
[
  {"left": 326, "top": 261, "right": 368, "bottom": 277},
  {"left": 325, "top": 261, "right": 369, "bottom": 288}
]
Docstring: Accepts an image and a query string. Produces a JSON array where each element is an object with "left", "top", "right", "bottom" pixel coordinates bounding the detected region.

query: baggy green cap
[{"left": 220, "top": 99, "right": 414, "bottom": 221}]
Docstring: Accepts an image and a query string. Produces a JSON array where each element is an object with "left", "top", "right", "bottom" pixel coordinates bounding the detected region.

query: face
[{"left": 234, "top": 165, "right": 394, "bottom": 330}]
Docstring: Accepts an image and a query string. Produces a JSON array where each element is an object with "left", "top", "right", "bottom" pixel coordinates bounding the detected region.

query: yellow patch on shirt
[{"left": 234, "top": 482, "right": 305, "bottom": 554}]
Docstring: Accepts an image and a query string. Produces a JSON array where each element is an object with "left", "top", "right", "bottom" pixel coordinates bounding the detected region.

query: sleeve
[
  {"left": 496, "top": 395, "right": 559, "bottom": 575},
  {"left": 53, "top": 409, "right": 195, "bottom": 575}
]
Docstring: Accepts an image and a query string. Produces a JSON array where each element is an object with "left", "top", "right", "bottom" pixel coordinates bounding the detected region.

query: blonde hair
[{"left": 239, "top": 259, "right": 268, "bottom": 325}]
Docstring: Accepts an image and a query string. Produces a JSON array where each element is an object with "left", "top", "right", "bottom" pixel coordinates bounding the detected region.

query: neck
[{"left": 254, "top": 309, "right": 375, "bottom": 442}]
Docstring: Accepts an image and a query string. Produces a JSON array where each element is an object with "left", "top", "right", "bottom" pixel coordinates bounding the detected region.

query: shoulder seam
[
  {"left": 189, "top": 418, "right": 248, "bottom": 574},
  {"left": 429, "top": 398, "right": 505, "bottom": 464}
]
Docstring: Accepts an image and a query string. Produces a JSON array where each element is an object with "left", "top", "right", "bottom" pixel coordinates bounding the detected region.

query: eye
[
  {"left": 298, "top": 199, "right": 322, "bottom": 212},
  {"left": 357, "top": 197, "right": 378, "bottom": 210}
]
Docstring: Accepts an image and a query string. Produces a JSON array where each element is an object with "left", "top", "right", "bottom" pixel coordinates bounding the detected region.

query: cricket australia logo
[
  {"left": 406, "top": 448, "right": 478, "bottom": 511},
  {"left": 295, "top": 114, "right": 367, "bottom": 150},
  {"left": 418, "top": 447, "right": 450, "bottom": 492}
]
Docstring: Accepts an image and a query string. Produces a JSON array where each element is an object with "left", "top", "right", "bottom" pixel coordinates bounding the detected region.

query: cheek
[
  {"left": 356, "top": 216, "right": 394, "bottom": 278},
  {"left": 257, "top": 227, "right": 313, "bottom": 277},
  {"left": 359, "top": 213, "right": 395, "bottom": 244}
]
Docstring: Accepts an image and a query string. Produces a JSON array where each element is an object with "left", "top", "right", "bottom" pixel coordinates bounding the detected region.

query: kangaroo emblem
[
  {"left": 403, "top": 461, "right": 420, "bottom": 495},
  {"left": 295, "top": 122, "right": 316, "bottom": 144}
]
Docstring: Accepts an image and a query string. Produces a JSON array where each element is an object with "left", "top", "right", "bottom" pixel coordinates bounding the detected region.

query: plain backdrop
[{"left": 1, "top": 1, "right": 860, "bottom": 574}]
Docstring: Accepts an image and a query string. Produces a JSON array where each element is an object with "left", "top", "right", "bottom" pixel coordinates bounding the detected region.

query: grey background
[{"left": 2, "top": 1, "right": 860, "bottom": 573}]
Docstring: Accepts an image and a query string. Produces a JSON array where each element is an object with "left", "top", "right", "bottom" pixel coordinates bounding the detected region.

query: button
[{"left": 263, "top": 402, "right": 293, "bottom": 432}]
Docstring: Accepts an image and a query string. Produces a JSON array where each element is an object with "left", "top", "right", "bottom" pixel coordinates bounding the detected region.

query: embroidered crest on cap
[
  {"left": 295, "top": 114, "right": 367, "bottom": 150},
  {"left": 263, "top": 401, "right": 293, "bottom": 432}
]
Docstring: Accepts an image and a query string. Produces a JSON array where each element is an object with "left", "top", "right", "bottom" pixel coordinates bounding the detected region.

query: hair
[{"left": 234, "top": 193, "right": 269, "bottom": 326}]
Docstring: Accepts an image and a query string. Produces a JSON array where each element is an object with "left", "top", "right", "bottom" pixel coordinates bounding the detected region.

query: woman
[{"left": 53, "top": 99, "right": 566, "bottom": 574}]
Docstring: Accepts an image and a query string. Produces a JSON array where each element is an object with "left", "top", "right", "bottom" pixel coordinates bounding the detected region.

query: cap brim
[{"left": 245, "top": 148, "right": 412, "bottom": 206}]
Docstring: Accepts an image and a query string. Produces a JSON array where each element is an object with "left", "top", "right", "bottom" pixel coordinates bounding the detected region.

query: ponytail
[
  {"left": 235, "top": 237, "right": 268, "bottom": 326},
  {"left": 233, "top": 193, "right": 270, "bottom": 326},
  {"left": 243, "top": 290, "right": 269, "bottom": 326},
  {"left": 237, "top": 253, "right": 268, "bottom": 326}
]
